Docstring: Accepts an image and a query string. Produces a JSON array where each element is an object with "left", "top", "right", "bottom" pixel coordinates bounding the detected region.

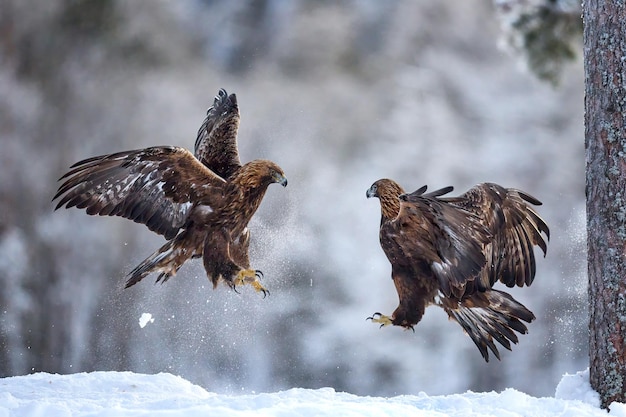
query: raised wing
[
  {"left": 194, "top": 88, "right": 242, "bottom": 180},
  {"left": 388, "top": 190, "right": 492, "bottom": 299},
  {"left": 53, "top": 146, "right": 226, "bottom": 240},
  {"left": 443, "top": 183, "right": 549, "bottom": 288}
]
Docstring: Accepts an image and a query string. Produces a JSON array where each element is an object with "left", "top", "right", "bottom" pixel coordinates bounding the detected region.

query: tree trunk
[{"left": 584, "top": 0, "right": 626, "bottom": 410}]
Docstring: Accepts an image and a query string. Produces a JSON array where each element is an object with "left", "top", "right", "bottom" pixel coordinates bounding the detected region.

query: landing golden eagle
[
  {"left": 53, "top": 89, "right": 287, "bottom": 296},
  {"left": 366, "top": 179, "right": 549, "bottom": 361}
]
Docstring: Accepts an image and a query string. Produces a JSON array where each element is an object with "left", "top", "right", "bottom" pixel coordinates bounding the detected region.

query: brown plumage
[
  {"left": 53, "top": 89, "right": 287, "bottom": 295},
  {"left": 366, "top": 179, "right": 549, "bottom": 361}
]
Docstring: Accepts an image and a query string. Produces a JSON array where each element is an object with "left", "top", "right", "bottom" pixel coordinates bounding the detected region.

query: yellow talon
[
  {"left": 250, "top": 280, "right": 269, "bottom": 296},
  {"left": 233, "top": 269, "right": 254, "bottom": 286},
  {"left": 367, "top": 312, "right": 393, "bottom": 327},
  {"left": 233, "top": 269, "right": 269, "bottom": 297}
]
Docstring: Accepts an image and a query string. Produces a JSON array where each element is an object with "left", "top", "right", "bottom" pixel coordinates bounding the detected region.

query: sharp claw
[
  {"left": 366, "top": 312, "right": 382, "bottom": 321},
  {"left": 255, "top": 270, "right": 264, "bottom": 279},
  {"left": 255, "top": 282, "right": 269, "bottom": 298}
]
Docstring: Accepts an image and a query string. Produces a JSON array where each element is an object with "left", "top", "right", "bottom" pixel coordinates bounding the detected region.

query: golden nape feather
[
  {"left": 367, "top": 180, "right": 549, "bottom": 362},
  {"left": 53, "top": 88, "right": 287, "bottom": 297}
]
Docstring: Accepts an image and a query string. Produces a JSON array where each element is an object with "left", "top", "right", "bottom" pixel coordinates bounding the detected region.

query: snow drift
[{"left": 1, "top": 369, "right": 624, "bottom": 417}]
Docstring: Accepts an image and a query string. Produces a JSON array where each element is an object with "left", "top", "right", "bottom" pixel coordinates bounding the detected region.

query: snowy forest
[{"left": 0, "top": 0, "right": 586, "bottom": 398}]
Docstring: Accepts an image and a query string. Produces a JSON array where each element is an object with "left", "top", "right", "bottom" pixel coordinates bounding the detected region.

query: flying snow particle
[{"left": 139, "top": 313, "right": 154, "bottom": 328}]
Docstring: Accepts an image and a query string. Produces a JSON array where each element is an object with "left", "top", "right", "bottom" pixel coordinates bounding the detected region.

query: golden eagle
[
  {"left": 53, "top": 89, "right": 287, "bottom": 296},
  {"left": 366, "top": 179, "right": 549, "bottom": 361}
]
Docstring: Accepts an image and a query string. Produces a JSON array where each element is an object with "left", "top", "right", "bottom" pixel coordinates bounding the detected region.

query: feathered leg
[
  {"left": 203, "top": 229, "right": 269, "bottom": 297},
  {"left": 368, "top": 267, "right": 431, "bottom": 330}
]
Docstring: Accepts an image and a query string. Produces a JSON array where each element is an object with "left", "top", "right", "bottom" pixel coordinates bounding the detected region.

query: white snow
[
  {"left": 1, "top": 369, "right": 624, "bottom": 417},
  {"left": 138, "top": 313, "right": 154, "bottom": 328}
]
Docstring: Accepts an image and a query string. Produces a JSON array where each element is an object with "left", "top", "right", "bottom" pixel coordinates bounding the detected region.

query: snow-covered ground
[{"left": 1, "top": 369, "right": 623, "bottom": 416}]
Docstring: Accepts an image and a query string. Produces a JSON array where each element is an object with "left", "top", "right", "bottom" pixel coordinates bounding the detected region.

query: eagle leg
[{"left": 233, "top": 269, "right": 269, "bottom": 298}]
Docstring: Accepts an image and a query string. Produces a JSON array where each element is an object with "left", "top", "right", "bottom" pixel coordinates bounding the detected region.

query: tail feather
[
  {"left": 443, "top": 289, "right": 535, "bottom": 362},
  {"left": 125, "top": 238, "right": 192, "bottom": 288}
]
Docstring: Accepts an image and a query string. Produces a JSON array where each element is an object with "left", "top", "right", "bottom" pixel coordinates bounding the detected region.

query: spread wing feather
[
  {"left": 420, "top": 185, "right": 455, "bottom": 198},
  {"left": 53, "top": 146, "right": 225, "bottom": 240},
  {"left": 194, "top": 88, "right": 242, "bottom": 179},
  {"left": 443, "top": 183, "right": 550, "bottom": 288}
]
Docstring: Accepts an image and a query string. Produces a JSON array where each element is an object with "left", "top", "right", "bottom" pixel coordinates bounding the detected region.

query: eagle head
[
  {"left": 366, "top": 183, "right": 378, "bottom": 199},
  {"left": 270, "top": 166, "right": 288, "bottom": 187},
  {"left": 237, "top": 160, "right": 287, "bottom": 189},
  {"left": 366, "top": 179, "right": 404, "bottom": 199}
]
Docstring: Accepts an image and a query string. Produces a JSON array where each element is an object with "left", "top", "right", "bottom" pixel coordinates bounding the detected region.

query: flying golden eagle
[
  {"left": 53, "top": 89, "right": 287, "bottom": 296},
  {"left": 366, "top": 179, "right": 549, "bottom": 361}
]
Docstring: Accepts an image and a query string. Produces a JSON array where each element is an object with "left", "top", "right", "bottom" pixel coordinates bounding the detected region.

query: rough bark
[{"left": 584, "top": 0, "right": 626, "bottom": 409}]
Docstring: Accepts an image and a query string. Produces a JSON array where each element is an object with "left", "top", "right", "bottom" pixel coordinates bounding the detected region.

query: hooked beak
[
  {"left": 274, "top": 173, "right": 288, "bottom": 187},
  {"left": 366, "top": 186, "right": 376, "bottom": 199}
]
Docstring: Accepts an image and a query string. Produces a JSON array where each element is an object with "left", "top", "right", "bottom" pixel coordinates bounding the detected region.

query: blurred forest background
[{"left": 0, "top": 0, "right": 585, "bottom": 397}]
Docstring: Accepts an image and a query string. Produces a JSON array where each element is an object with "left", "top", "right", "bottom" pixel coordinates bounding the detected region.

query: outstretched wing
[
  {"left": 444, "top": 183, "right": 550, "bottom": 288},
  {"left": 53, "top": 146, "right": 226, "bottom": 240},
  {"left": 389, "top": 190, "right": 492, "bottom": 299},
  {"left": 194, "top": 88, "right": 242, "bottom": 180}
]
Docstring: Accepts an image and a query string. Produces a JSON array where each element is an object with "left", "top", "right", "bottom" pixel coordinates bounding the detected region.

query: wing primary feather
[
  {"left": 425, "top": 186, "right": 454, "bottom": 198},
  {"left": 514, "top": 189, "right": 543, "bottom": 206}
]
